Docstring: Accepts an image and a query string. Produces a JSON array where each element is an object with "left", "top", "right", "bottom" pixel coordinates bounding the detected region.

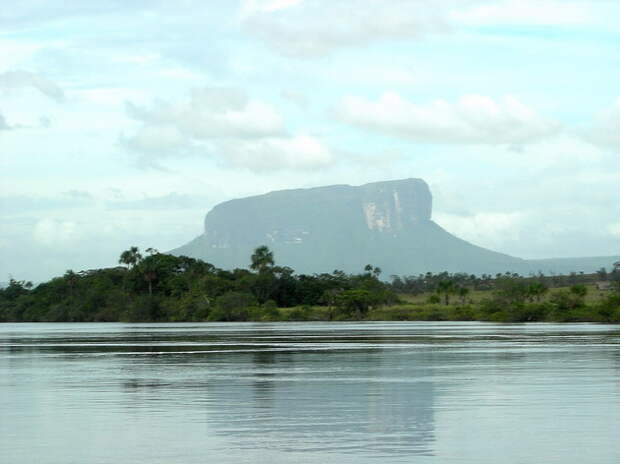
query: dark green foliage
[
  {"left": 259, "top": 300, "right": 281, "bottom": 321},
  {"left": 208, "top": 292, "right": 257, "bottom": 322},
  {"left": 569, "top": 284, "right": 588, "bottom": 298},
  {"left": 2, "top": 247, "right": 619, "bottom": 324},
  {"left": 335, "top": 289, "right": 373, "bottom": 319},
  {"left": 282, "top": 306, "right": 312, "bottom": 322},
  {"left": 391, "top": 269, "right": 607, "bottom": 296},
  {"left": 250, "top": 245, "right": 275, "bottom": 273},
  {"left": 126, "top": 296, "right": 163, "bottom": 322},
  {"left": 595, "top": 293, "right": 620, "bottom": 322}
]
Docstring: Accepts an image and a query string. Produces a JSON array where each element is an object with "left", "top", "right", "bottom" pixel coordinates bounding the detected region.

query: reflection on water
[{"left": 1, "top": 322, "right": 619, "bottom": 463}]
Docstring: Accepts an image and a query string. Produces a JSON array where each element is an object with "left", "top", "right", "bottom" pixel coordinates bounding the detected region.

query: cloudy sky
[{"left": 1, "top": 0, "right": 619, "bottom": 282}]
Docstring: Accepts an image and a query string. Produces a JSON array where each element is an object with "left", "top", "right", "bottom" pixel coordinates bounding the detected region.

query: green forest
[{"left": 1, "top": 246, "right": 619, "bottom": 323}]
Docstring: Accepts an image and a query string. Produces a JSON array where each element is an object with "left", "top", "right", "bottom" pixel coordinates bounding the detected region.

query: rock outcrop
[
  {"left": 172, "top": 179, "right": 525, "bottom": 275},
  {"left": 172, "top": 178, "right": 619, "bottom": 275}
]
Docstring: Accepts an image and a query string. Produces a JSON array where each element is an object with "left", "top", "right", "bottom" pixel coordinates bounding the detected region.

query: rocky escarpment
[
  {"left": 172, "top": 179, "right": 528, "bottom": 275},
  {"left": 201, "top": 178, "right": 432, "bottom": 249},
  {"left": 172, "top": 178, "right": 619, "bottom": 275}
]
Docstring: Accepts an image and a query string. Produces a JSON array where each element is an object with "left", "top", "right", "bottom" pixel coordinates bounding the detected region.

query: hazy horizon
[{"left": 2, "top": 1, "right": 619, "bottom": 282}]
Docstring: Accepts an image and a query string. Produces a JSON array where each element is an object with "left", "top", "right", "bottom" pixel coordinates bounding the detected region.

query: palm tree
[
  {"left": 119, "top": 246, "right": 143, "bottom": 269},
  {"left": 250, "top": 246, "right": 274, "bottom": 273},
  {"left": 457, "top": 286, "right": 470, "bottom": 304},
  {"left": 364, "top": 264, "right": 382, "bottom": 278},
  {"left": 143, "top": 268, "right": 157, "bottom": 297},
  {"left": 611, "top": 262, "right": 620, "bottom": 292},
  {"left": 139, "top": 254, "right": 161, "bottom": 297},
  {"left": 436, "top": 280, "right": 456, "bottom": 305},
  {"left": 596, "top": 267, "right": 608, "bottom": 281},
  {"left": 63, "top": 270, "right": 78, "bottom": 298}
]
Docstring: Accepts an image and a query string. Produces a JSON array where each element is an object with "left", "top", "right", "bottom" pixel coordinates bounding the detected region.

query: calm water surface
[{"left": 1, "top": 322, "right": 619, "bottom": 463}]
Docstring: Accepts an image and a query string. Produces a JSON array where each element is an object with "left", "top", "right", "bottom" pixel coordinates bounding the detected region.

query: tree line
[
  {"left": 390, "top": 266, "right": 619, "bottom": 294},
  {"left": 1, "top": 247, "right": 619, "bottom": 323},
  {"left": 0, "top": 246, "right": 394, "bottom": 322}
]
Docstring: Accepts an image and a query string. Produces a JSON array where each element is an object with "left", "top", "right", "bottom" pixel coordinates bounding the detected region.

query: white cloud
[
  {"left": 465, "top": 134, "right": 608, "bottom": 173},
  {"left": 608, "top": 223, "right": 620, "bottom": 238},
  {"left": 336, "top": 92, "right": 559, "bottom": 145},
  {"left": 280, "top": 89, "right": 309, "bottom": 109},
  {"left": 0, "top": 113, "right": 9, "bottom": 130},
  {"left": 241, "top": 0, "right": 608, "bottom": 58},
  {"left": 589, "top": 98, "right": 620, "bottom": 153},
  {"left": 33, "top": 218, "right": 82, "bottom": 245},
  {"left": 0, "top": 70, "right": 64, "bottom": 101},
  {"left": 111, "top": 52, "right": 161, "bottom": 65},
  {"left": 222, "top": 134, "right": 332, "bottom": 171},
  {"left": 0, "top": 2, "right": 117, "bottom": 25},
  {"left": 0, "top": 71, "right": 65, "bottom": 133},
  {"left": 432, "top": 172, "right": 620, "bottom": 259},
  {"left": 184, "top": 99, "right": 284, "bottom": 139},
  {"left": 450, "top": 0, "right": 595, "bottom": 26},
  {"left": 241, "top": 0, "right": 448, "bottom": 57},
  {"left": 123, "top": 124, "right": 189, "bottom": 156},
  {"left": 123, "top": 86, "right": 333, "bottom": 171},
  {"left": 434, "top": 211, "right": 530, "bottom": 250},
  {"left": 73, "top": 87, "right": 148, "bottom": 106},
  {"left": 0, "top": 39, "right": 44, "bottom": 70},
  {"left": 126, "top": 87, "right": 284, "bottom": 141},
  {"left": 3, "top": 203, "right": 209, "bottom": 281},
  {"left": 322, "top": 64, "right": 418, "bottom": 87},
  {"left": 240, "top": 0, "right": 303, "bottom": 16}
]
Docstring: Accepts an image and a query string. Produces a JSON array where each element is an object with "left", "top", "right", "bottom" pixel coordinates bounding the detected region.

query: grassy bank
[{"left": 243, "top": 292, "right": 620, "bottom": 324}]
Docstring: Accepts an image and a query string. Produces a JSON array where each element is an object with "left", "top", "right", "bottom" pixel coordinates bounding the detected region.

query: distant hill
[
  {"left": 525, "top": 257, "right": 620, "bottom": 276},
  {"left": 171, "top": 179, "right": 619, "bottom": 276}
]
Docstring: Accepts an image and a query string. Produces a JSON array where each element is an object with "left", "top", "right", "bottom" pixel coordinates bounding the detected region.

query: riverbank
[
  {"left": 243, "top": 294, "right": 620, "bottom": 324},
  {"left": 2, "top": 247, "right": 619, "bottom": 323}
]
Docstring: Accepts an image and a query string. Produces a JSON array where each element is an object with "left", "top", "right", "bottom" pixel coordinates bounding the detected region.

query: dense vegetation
[{"left": 1, "top": 247, "right": 619, "bottom": 323}]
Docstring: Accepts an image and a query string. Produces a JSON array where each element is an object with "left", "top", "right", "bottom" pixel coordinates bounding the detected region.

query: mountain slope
[
  {"left": 172, "top": 178, "right": 551, "bottom": 275},
  {"left": 173, "top": 179, "right": 619, "bottom": 275}
]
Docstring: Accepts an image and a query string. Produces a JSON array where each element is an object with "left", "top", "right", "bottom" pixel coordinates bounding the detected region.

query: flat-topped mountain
[{"left": 172, "top": 179, "right": 618, "bottom": 276}]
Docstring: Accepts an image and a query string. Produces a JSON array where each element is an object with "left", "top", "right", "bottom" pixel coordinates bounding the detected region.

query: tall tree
[
  {"left": 63, "top": 270, "right": 78, "bottom": 298},
  {"left": 250, "top": 246, "right": 274, "bottom": 273},
  {"left": 119, "top": 246, "right": 143, "bottom": 269},
  {"left": 436, "top": 280, "right": 456, "bottom": 305},
  {"left": 457, "top": 286, "right": 470, "bottom": 304}
]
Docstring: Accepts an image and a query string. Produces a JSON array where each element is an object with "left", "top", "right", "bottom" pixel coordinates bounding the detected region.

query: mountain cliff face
[
  {"left": 203, "top": 178, "right": 432, "bottom": 247},
  {"left": 173, "top": 178, "right": 523, "bottom": 275},
  {"left": 172, "top": 178, "right": 618, "bottom": 275}
]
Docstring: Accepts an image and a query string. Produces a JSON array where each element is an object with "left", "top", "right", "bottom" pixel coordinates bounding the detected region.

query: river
[{"left": 1, "top": 322, "right": 619, "bottom": 463}]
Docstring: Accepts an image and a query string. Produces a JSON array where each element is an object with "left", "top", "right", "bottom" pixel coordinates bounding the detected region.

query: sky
[{"left": 1, "top": 0, "right": 619, "bottom": 282}]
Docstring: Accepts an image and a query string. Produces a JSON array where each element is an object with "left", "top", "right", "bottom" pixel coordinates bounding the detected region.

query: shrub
[{"left": 208, "top": 291, "right": 257, "bottom": 322}]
